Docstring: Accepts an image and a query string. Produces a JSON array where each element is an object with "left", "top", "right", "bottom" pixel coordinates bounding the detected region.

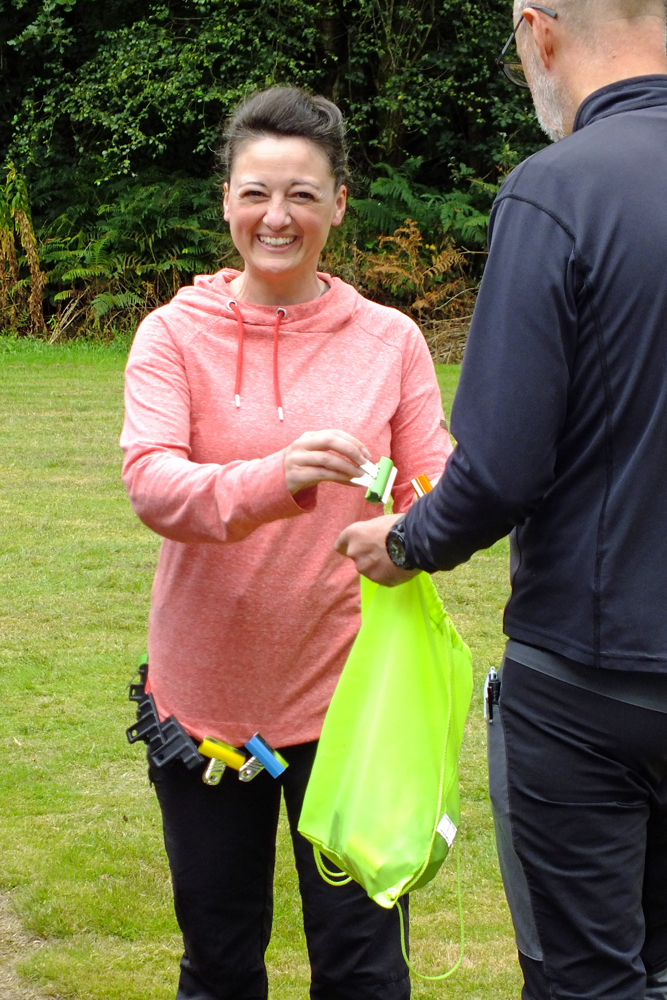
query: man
[{"left": 335, "top": 3, "right": 667, "bottom": 998}]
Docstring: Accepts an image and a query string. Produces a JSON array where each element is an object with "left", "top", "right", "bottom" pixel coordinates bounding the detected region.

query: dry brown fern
[
  {"left": 363, "top": 220, "right": 472, "bottom": 321},
  {"left": 0, "top": 226, "right": 20, "bottom": 330},
  {"left": 320, "top": 219, "right": 477, "bottom": 361},
  {"left": 14, "top": 209, "right": 47, "bottom": 335},
  {"left": 1, "top": 165, "right": 47, "bottom": 336}
]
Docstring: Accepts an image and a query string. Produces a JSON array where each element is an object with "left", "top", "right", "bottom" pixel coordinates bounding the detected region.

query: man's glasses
[{"left": 497, "top": 5, "right": 558, "bottom": 88}]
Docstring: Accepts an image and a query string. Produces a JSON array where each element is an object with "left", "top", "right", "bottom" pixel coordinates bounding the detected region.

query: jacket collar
[{"left": 574, "top": 74, "right": 667, "bottom": 132}]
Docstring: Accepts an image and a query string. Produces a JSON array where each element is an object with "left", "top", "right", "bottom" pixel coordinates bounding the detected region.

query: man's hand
[{"left": 335, "top": 513, "right": 419, "bottom": 586}]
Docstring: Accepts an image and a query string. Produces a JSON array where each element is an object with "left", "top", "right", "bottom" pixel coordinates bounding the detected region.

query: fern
[
  {"left": 348, "top": 198, "right": 398, "bottom": 233},
  {"left": 10, "top": 168, "right": 238, "bottom": 336},
  {"left": 351, "top": 160, "right": 496, "bottom": 252},
  {"left": 91, "top": 291, "right": 142, "bottom": 318},
  {"left": 357, "top": 220, "right": 474, "bottom": 321}
]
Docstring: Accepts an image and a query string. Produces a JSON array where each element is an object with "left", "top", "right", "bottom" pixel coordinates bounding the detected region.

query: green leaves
[
  {"left": 2, "top": 0, "right": 544, "bottom": 194},
  {"left": 4, "top": 168, "right": 236, "bottom": 336},
  {"left": 0, "top": 0, "right": 548, "bottom": 337},
  {"left": 351, "top": 159, "right": 497, "bottom": 251}
]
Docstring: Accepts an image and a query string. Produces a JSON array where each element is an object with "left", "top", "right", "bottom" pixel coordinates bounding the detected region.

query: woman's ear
[
  {"left": 222, "top": 182, "right": 230, "bottom": 223},
  {"left": 331, "top": 185, "right": 347, "bottom": 228}
]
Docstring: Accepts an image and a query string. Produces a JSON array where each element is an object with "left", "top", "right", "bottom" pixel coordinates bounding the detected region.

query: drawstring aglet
[
  {"left": 278, "top": 407, "right": 284, "bottom": 422},
  {"left": 235, "top": 394, "right": 241, "bottom": 409}
]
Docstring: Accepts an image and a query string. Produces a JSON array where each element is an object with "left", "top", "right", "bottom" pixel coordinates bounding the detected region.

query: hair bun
[{"left": 220, "top": 87, "right": 349, "bottom": 188}]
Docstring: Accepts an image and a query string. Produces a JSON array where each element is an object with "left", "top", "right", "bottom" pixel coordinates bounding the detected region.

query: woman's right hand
[{"left": 284, "top": 430, "right": 372, "bottom": 495}]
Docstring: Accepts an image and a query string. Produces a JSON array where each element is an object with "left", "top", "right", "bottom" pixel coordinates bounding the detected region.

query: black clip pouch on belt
[
  {"left": 485, "top": 666, "right": 501, "bottom": 723},
  {"left": 127, "top": 660, "right": 203, "bottom": 771}
]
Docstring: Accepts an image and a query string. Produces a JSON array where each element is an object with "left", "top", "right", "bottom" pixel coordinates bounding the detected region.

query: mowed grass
[{"left": 0, "top": 338, "right": 520, "bottom": 999}]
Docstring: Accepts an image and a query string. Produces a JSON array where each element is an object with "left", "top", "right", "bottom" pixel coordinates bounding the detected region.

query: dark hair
[{"left": 220, "top": 87, "right": 349, "bottom": 188}]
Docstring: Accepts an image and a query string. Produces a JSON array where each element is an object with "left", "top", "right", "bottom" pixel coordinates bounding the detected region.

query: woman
[{"left": 121, "top": 86, "right": 452, "bottom": 1000}]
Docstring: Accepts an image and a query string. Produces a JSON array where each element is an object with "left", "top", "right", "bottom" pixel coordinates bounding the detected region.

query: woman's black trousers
[{"left": 150, "top": 740, "right": 410, "bottom": 1000}]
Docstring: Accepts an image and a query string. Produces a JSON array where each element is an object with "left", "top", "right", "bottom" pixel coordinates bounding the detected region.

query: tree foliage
[
  {"left": 2, "top": 0, "right": 543, "bottom": 199},
  {"left": 0, "top": 0, "right": 546, "bottom": 337}
]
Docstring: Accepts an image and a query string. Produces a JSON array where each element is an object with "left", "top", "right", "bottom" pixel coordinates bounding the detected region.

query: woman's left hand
[{"left": 284, "top": 429, "right": 371, "bottom": 494}]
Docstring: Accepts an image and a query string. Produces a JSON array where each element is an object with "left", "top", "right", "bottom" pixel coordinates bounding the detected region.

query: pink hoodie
[{"left": 121, "top": 269, "right": 452, "bottom": 747}]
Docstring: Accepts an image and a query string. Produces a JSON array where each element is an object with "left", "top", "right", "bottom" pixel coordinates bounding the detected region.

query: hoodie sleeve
[
  {"left": 120, "top": 315, "right": 316, "bottom": 544},
  {"left": 401, "top": 195, "right": 579, "bottom": 570},
  {"left": 389, "top": 316, "right": 454, "bottom": 514}
]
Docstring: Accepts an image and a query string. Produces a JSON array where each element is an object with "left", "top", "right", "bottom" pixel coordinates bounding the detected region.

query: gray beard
[{"left": 527, "top": 52, "right": 571, "bottom": 142}]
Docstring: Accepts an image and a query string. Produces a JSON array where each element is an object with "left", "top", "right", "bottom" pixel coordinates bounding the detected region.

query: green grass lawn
[{"left": 0, "top": 338, "right": 520, "bottom": 999}]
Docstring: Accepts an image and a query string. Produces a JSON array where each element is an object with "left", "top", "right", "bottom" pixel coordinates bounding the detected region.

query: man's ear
[{"left": 523, "top": 6, "right": 558, "bottom": 71}]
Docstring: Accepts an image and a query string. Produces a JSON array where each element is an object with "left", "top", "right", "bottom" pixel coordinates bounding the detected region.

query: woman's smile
[{"left": 257, "top": 234, "right": 298, "bottom": 248}]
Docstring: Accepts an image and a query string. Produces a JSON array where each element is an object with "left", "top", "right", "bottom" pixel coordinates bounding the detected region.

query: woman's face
[{"left": 223, "top": 136, "right": 347, "bottom": 282}]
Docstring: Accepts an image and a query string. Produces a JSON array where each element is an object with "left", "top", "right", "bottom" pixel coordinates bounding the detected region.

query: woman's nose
[{"left": 263, "top": 196, "right": 291, "bottom": 230}]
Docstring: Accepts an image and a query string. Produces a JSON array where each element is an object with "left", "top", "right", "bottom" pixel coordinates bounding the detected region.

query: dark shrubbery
[{"left": 0, "top": 0, "right": 545, "bottom": 344}]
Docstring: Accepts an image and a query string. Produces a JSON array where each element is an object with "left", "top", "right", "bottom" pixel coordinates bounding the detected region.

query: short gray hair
[{"left": 514, "top": 0, "right": 666, "bottom": 30}]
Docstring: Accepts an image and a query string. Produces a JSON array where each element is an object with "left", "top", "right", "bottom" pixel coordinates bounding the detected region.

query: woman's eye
[
  {"left": 241, "top": 189, "right": 267, "bottom": 199},
  {"left": 292, "top": 191, "right": 315, "bottom": 201}
]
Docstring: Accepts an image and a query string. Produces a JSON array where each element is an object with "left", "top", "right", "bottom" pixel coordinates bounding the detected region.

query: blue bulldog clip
[{"left": 241, "top": 733, "right": 289, "bottom": 781}]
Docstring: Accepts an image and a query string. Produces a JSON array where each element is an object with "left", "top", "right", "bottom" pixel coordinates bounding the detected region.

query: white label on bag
[{"left": 437, "top": 814, "right": 457, "bottom": 847}]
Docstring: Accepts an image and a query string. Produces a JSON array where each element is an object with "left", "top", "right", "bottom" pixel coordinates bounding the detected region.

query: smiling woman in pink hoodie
[{"left": 121, "top": 87, "right": 452, "bottom": 1000}]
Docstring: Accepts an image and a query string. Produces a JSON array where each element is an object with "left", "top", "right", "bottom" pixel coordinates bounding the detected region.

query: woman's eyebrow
[{"left": 237, "top": 178, "right": 321, "bottom": 188}]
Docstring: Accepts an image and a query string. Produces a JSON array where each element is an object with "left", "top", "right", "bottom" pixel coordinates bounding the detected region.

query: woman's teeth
[{"left": 258, "top": 236, "right": 296, "bottom": 246}]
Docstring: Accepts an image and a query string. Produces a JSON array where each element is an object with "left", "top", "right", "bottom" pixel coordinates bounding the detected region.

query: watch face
[{"left": 386, "top": 528, "right": 407, "bottom": 568}]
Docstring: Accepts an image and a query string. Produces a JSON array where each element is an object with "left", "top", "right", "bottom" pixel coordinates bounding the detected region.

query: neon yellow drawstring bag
[{"left": 298, "top": 572, "right": 473, "bottom": 910}]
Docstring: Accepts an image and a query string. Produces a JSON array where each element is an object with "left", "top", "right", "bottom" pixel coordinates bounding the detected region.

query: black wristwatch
[{"left": 386, "top": 517, "right": 416, "bottom": 570}]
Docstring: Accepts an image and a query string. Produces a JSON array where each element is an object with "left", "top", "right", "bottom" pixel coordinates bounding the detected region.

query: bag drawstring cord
[
  {"left": 313, "top": 837, "right": 465, "bottom": 981},
  {"left": 313, "top": 848, "right": 352, "bottom": 886},
  {"left": 394, "top": 578, "right": 466, "bottom": 981},
  {"left": 227, "top": 300, "right": 286, "bottom": 421},
  {"left": 397, "top": 837, "right": 465, "bottom": 981}
]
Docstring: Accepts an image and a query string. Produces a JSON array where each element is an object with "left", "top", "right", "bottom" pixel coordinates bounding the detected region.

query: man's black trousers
[
  {"left": 150, "top": 740, "right": 410, "bottom": 1000},
  {"left": 489, "top": 657, "right": 667, "bottom": 1000}
]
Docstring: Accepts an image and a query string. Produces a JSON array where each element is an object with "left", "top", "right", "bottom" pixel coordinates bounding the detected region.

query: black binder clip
[{"left": 126, "top": 655, "right": 203, "bottom": 772}]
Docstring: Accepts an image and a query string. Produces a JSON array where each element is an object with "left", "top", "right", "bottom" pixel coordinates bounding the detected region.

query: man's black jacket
[{"left": 403, "top": 76, "right": 667, "bottom": 671}]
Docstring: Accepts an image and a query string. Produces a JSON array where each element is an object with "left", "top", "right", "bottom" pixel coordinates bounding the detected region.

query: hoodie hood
[
  {"left": 166, "top": 267, "right": 361, "bottom": 335},
  {"left": 155, "top": 268, "right": 363, "bottom": 421}
]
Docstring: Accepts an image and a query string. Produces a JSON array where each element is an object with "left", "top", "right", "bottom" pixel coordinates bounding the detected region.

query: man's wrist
[{"left": 385, "top": 516, "right": 417, "bottom": 570}]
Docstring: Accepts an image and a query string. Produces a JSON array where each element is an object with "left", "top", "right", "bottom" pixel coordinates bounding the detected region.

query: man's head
[{"left": 513, "top": 0, "right": 667, "bottom": 141}]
